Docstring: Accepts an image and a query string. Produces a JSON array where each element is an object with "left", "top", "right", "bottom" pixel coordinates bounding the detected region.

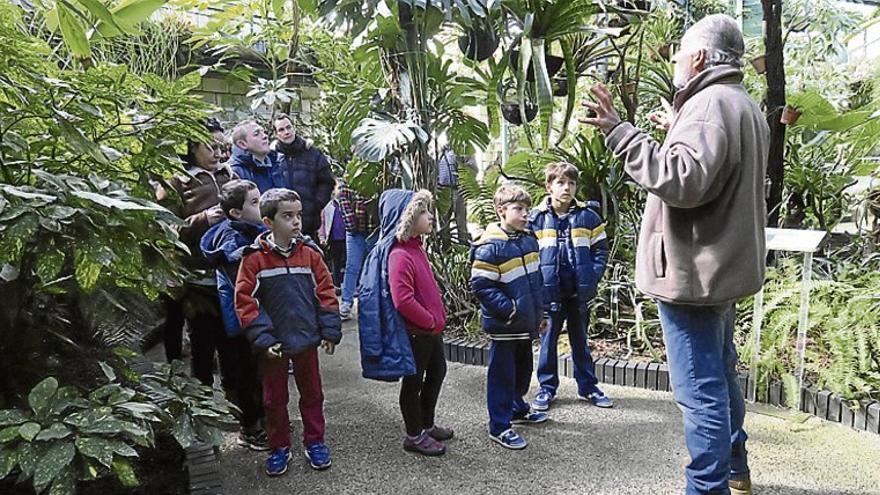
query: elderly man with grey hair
[{"left": 582, "top": 14, "right": 768, "bottom": 495}]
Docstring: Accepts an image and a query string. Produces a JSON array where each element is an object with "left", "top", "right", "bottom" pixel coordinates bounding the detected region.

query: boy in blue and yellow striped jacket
[
  {"left": 470, "top": 184, "right": 549, "bottom": 450},
  {"left": 529, "top": 162, "right": 612, "bottom": 412}
]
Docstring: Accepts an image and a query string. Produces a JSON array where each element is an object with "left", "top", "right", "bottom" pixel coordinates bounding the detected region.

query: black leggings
[{"left": 399, "top": 333, "right": 447, "bottom": 436}]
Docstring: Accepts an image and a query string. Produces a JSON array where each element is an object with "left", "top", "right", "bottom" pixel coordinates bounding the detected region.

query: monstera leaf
[{"left": 351, "top": 116, "right": 429, "bottom": 163}]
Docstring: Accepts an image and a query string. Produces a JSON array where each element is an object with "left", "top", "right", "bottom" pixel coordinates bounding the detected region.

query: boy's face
[
  {"left": 263, "top": 200, "right": 302, "bottom": 241},
  {"left": 230, "top": 188, "right": 261, "bottom": 224},
  {"left": 498, "top": 202, "right": 529, "bottom": 231},
  {"left": 412, "top": 210, "right": 434, "bottom": 237},
  {"left": 547, "top": 176, "right": 577, "bottom": 206}
]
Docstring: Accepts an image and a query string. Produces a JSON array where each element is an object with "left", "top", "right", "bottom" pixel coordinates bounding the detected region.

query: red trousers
[{"left": 260, "top": 347, "right": 325, "bottom": 449}]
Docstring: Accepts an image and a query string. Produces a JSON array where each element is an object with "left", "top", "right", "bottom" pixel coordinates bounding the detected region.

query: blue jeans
[
  {"left": 487, "top": 340, "right": 532, "bottom": 436},
  {"left": 537, "top": 298, "right": 599, "bottom": 397},
  {"left": 657, "top": 301, "right": 749, "bottom": 495},
  {"left": 341, "top": 231, "right": 377, "bottom": 306}
]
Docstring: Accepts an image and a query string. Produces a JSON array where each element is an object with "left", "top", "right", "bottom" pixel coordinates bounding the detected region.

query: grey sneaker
[{"left": 340, "top": 302, "right": 353, "bottom": 321}]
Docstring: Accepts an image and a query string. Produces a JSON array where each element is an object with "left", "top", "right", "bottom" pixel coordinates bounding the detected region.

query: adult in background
[
  {"left": 437, "top": 146, "right": 475, "bottom": 243},
  {"left": 229, "top": 120, "right": 286, "bottom": 193},
  {"left": 273, "top": 114, "right": 335, "bottom": 241},
  {"left": 336, "top": 179, "right": 379, "bottom": 320},
  {"left": 166, "top": 118, "right": 238, "bottom": 388},
  {"left": 582, "top": 14, "right": 767, "bottom": 495}
]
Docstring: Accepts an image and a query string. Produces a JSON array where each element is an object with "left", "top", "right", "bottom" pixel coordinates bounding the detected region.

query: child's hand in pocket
[{"left": 321, "top": 340, "right": 336, "bottom": 355}]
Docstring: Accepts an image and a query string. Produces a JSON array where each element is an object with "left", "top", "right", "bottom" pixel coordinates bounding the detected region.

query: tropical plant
[{"left": 0, "top": 352, "right": 237, "bottom": 494}]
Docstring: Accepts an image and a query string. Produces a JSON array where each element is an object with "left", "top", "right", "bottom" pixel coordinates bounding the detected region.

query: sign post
[{"left": 748, "top": 228, "right": 828, "bottom": 410}]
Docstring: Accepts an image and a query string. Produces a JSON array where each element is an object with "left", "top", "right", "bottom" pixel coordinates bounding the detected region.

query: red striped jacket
[{"left": 234, "top": 231, "right": 342, "bottom": 354}]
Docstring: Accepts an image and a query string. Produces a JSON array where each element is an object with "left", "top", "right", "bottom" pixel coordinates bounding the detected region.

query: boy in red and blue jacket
[
  {"left": 234, "top": 188, "right": 342, "bottom": 476},
  {"left": 471, "top": 184, "right": 549, "bottom": 450},
  {"left": 529, "top": 162, "right": 611, "bottom": 412}
]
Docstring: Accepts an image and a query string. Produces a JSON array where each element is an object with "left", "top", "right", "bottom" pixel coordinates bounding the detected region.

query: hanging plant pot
[
  {"left": 751, "top": 55, "right": 767, "bottom": 74},
  {"left": 509, "top": 49, "right": 564, "bottom": 82},
  {"left": 501, "top": 102, "right": 538, "bottom": 125},
  {"left": 458, "top": 27, "right": 499, "bottom": 62},
  {"left": 552, "top": 78, "right": 569, "bottom": 97},
  {"left": 780, "top": 105, "right": 802, "bottom": 125}
]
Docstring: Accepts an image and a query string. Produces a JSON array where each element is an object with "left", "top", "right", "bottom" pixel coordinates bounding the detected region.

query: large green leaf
[
  {"left": 75, "top": 437, "right": 115, "bottom": 467},
  {"left": 170, "top": 413, "right": 194, "bottom": 448},
  {"left": 74, "top": 0, "right": 125, "bottom": 37},
  {"left": 34, "top": 423, "right": 71, "bottom": 442},
  {"left": 56, "top": 3, "right": 92, "bottom": 58},
  {"left": 28, "top": 377, "right": 59, "bottom": 419},
  {"left": 531, "top": 37, "right": 554, "bottom": 150},
  {"left": 18, "top": 422, "right": 41, "bottom": 442},
  {"left": 0, "top": 446, "right": 21, "bottom": 479},
  {"left": 556, "top": 38, "right": 577, "bottom": 146},
  {"left": 0, "top": 410, "right": 29, "bottom": 427},
  {"left": 111, "top": 457, "right": 138, "bottom": 487},
  {"left": 107, "top": 0, "right": 167, "bottom": 34},
  {"left": 32, "top": 442, "right": 74, "bottom": 493},
  {"left": 515, "top": 39, "right": 535, "bottom": 147},
  {"left": 351, "top": 117, "right": 429, "bottom": 162}
]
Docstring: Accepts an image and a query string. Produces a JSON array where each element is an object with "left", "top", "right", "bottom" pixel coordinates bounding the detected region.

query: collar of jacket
[
  {"left": 275, "top": 136, "right": 308, "bottom": 156},
  {"left": 231, "top": 146, "right": 274, "bottom": 169},
  {"left": 535, "top": 196, "right": 586, "bottom": 213},
  {"left": 177, "top": 164, "right": 233, "bottom": 184},
  {"left": 673, "top": 65, "right": 744, "bottom": 111},
  {"left": 474, "top": 223, "right": 532, "bottom": 245}
]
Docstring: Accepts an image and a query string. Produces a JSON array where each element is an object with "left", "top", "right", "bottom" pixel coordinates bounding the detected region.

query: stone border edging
[{"left": 442, "top": 337, "right": 880, "bottom": 435}]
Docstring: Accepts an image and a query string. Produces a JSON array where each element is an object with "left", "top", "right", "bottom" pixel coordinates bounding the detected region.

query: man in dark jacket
[
  {"left": 229, "top": 120, "right": 286, "bottom": 193},
  {"left": 273, "top": 114, "right": 335, "bottom": 240}
]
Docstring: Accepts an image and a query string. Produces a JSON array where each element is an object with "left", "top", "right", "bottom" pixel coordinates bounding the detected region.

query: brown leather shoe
[{"left": 729, "top": 476, "right": 753, "bottom": 495}]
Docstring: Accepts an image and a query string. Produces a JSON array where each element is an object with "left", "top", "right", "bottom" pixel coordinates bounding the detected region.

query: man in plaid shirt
[{"left": 336, "top": 180, "right": 379, "bottom": 320}]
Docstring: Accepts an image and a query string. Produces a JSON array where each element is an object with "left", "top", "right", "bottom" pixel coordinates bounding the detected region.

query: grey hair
[{"left": 681, "top": 14, "right": 745, "bottom": 68}]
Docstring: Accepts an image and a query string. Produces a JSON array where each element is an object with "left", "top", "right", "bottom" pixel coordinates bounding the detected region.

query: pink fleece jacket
[{"left": 388, "top": 237, "right": 446, "bottom": 335}]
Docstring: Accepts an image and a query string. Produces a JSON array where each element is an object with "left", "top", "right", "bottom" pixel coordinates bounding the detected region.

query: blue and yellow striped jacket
[
  {"left": 529, "top": 198, "right": 610, "bottom": 307},
  {"left": 470, "top": 224, "right": 545, "bottom": 340}
]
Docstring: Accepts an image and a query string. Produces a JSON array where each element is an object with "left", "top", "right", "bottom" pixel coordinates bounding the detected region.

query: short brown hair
[
  {"left": 545, "top": 162, "right": 579, "bottom": 185},
  {"left": 219, "top": 179, "right": 258, "bottom": 217},
  {"left": 493, "top": 184, "right": 532, "bottom": 211},
  {"left": 259, "top": 188, "right": 301, "bottom": 220}
]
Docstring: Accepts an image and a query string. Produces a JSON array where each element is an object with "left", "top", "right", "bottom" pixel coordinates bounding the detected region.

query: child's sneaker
[
  {"left": 578, "top": 389, "right": 614, "bottom": 408},
  {"left": 511, "top": 411, "right": 550, "bottom": 424},
  {"left": 305, "top": 443, "right": 332, "bottom": 470},
  {"left": 265, "top": 447, "right": 292, "bottom": 476},
  {"left": 532, "top": 389, "right": 555, "bottom": 411},
  {"left": 425, "top": 425, "right": 454, "bottom": 441},
  {"left": 339, "top": 302, "right": 353, "bottom": 321},
  {"left": 237, "top": 426, "right": 270, "bottom": 451},
  {"left": 489, "top": 429, "right": 527, "bottom": 450},
  {"left": 403, "top": 431, "right": 446, "bottom": 456}
]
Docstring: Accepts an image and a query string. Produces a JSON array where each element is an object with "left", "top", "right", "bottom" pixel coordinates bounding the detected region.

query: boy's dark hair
[
  {"left": 273, "top": 113, "right": 293, "bottom": 126},
  {"left": 545, "top": 162, "right": 579, "bottom": 185},
  {"left": 493, "top": 184, "right": 532, "bottom": 211},
  {"left": 259, "top": 188, "right": 301, "bottom": 220},
  {"left": 219, "top": 179, "right": 258, "bottom": 217}
]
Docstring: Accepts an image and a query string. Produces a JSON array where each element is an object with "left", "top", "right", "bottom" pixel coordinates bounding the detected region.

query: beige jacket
[{"left": 605, "top": 66, "right": 769, "bottom": 305}]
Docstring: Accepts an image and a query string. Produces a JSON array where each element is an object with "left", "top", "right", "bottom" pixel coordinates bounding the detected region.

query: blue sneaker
[
  {"left": 579, "top": 390, "right": 614, "bottom": 408},
  {"left": 532, "top": 389, "right": 555, "bottom": 411},
  {"left": 305, "top": 443, "right": 332, "bottom": 470},
  {"left": 511, "top": 411, "right": 550, "bottom": 424},
  {"left": 489, "top": 429, "right": 527, "bottom": 450},
  {"left": 265, "top": 447, "right": 292, "bottom": 476}
]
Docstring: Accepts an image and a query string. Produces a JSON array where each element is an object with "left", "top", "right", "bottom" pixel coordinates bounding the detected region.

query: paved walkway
[{"left": 218, "top": 322, "right": 880, "bottom": 494}]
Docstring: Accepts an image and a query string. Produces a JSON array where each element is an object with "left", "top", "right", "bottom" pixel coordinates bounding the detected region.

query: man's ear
[{"left": 693, "top": 48, "right": 708, "bottom": 71}]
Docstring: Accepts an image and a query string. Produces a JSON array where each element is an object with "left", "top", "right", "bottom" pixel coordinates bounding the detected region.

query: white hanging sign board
[{"left": 765, "top": 228, "right": 828, "bottom": 253}]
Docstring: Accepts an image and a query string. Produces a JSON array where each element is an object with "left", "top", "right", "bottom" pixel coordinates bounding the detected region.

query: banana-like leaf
[
  {"left": 98, "top": 0, "right": 167, "bottom": 36},
  {"left": 56, "top": 3, "right": 91, "bottom": 58},
  {"left": 351, "top": 116, "right": 429, "bottom": 163},
  {"left": 516, "top": 38, "right": 534, "bottom": 148},
  {"left": 74, "top": 0, "right": 124, "bottom": 38},
  {"left": 531, "top": 37, "right": 554, "bottom": 151},
  {"left": 556, "top": 38, "right": 577, "bottom": 146}
]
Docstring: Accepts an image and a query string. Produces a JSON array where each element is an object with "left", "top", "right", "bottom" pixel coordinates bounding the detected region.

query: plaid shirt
[{"left": 337, "top": 182, "right": 378, "bottom": 235}]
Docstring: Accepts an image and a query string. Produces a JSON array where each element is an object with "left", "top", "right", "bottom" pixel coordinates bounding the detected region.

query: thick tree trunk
[{"left": 762, "top": 0, "right": 786, "bottom": 228}]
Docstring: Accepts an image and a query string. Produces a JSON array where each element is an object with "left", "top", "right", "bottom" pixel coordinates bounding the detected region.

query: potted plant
[
  {"left": 458, "top": 24, "right": 499, "bottom": 62},
  {"left": 751, "top": 54, "right": 767, "bottom": 74},
  {"left": 552, "top": 77, "right": 569, "bottom": 97},
  {"left": 781, "top": 104, "right": 802, "bottom": 125},
  {"left": 509, "top": 47, "right": 564, "bottom": 82}
]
